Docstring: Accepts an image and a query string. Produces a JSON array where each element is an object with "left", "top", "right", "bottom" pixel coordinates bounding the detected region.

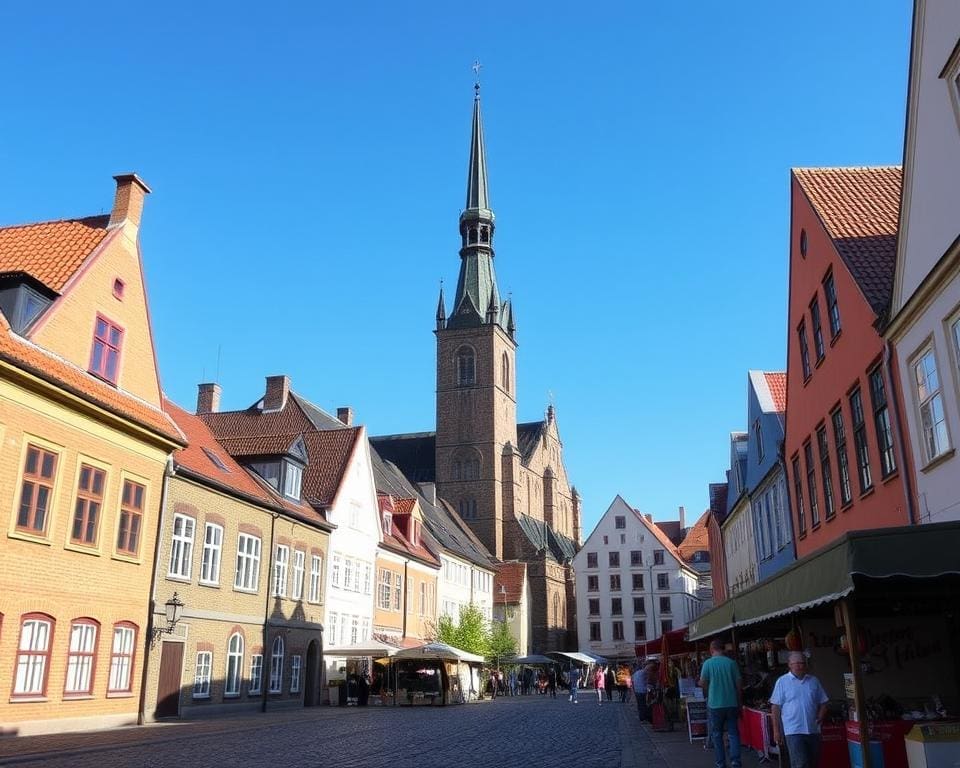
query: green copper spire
[{"left": 464, "top": 83, "right": 491, "bottom": 214}]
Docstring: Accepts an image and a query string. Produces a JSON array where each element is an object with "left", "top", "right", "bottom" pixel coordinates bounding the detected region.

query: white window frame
[
  {"left": 308, "top": 554, "right": 322, "bottom": 603},
  {"left": 269, "top": 636, "right": 284, "bottom": 693},
  {"left": 377, "top": 568, "right": 392, "bottom": 609},
  {"left": 273, "top": 544, "right": 289, "bottom": 597},
  {"left": 14, "top": 617, "right": 52, "bottom": 695},
  {"left": 332, "top": 553, "right": 341, "bottom": 588},
  {"left": 193, "top": 651, "right": 212, "bottom": 698},
  {"left": 200, "top": 522, "right": 223, "bottom": 585},
  {"left": 235, "top": 533, "right": 261, "bottom": 592},
  {"left": 282, "top": 461, "right": 302, "bottom": 500},
  {"left": 168, "top": 513, "right": 195, "bottom": 579},
  {"left": 913, "top": 346, "right": 951, "bottom": 463},
  {"left": 108, "top": 624, "right": 136, "bottom": 692},
  {"left": 225, "top": 633, "right": 244, "bottom": 697},
  {"left": 64, "top": 620, "right": 98, "bottom": 695},
  {"left": 329, "top": 612, "right": 339, "bottom": 647},
  {"left": 290, "top": 655, "right": 302, "bottom": 693},
  {"left": 292, "top": 549, "right": 305, "bottom": 600},
  {"left": 249, "top": 653, "right": 263, "bottom": 695}
]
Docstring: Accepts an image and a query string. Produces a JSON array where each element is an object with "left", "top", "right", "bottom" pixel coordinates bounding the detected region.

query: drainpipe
[
  {"left": 886, "top": 340, "right": 917, "bottom": 525},
  {"left": 262, "top": 510, "right": 279, "bottom": 713},
  {"left": 137, "top": 456, "right": 175, "bottom": 725}
]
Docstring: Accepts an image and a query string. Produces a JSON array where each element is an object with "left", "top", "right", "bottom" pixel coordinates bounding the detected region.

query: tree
[
  {"left": 430, "top": 603, "right": 491, "bottom": 658},
  {"left": 489, "top": 619, "right": 518, "bottom": 665}
]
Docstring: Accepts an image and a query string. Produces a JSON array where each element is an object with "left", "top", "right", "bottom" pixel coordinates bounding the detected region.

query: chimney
[
  {"left": 262, "top": 375, "right": 290, "bottom": 412},
  {"left": 337, "top": 407, "right": 354, "bottom": 426},
  {"left": 108, "top": 173, "right": 151, "bottom": 229},
  {"left": 646, "top": 513, "right": 654, "bottom": 523},
  {"left": 196, "top": 383, "right": 222, "bottom": 415},
  {"left": 419, "top": 482, "right": 437, "bottom": 506},
  {"left": 679, "top": 505, "right": 686, "bottom": 530}
]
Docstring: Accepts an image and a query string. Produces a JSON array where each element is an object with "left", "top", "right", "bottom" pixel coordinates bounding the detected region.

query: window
[
  {"left": 332, "top": 554, "right": 341, "bottom": 587},
  {"left": 193, "top": 651, "right": 212, "bottom": 698},
  {"left": 269, "top": 636, "right": 284, "bottom": 693},
  {"left": 589, "top": 622, "right": 601, "bottom": 641},
  {"left": 393, "top": 574, "right": 402, "bottom": 610},
  {"left": 89, "top": 315, "right": 123, "bottom": 383},
  {"left": 659, "top": 597, "right": 671, "bottom": 614},
  {"left": 631, "top": 573, "right": 644, "bottom": 590},
  {"left": 615, "top": 515, "right": 626, "bottom": 529},
  {"left": 611, "top": 598, "right": 622, "bottom": 616},
  {"left": 71, "top": 464, "right": 105, "bottom": 545},
  {"left": 823, "top": 271, "right": 841, "bottom": 337},
  {"left": 612, "top": 621, "right": 624, "bottom": 641},
  {"left": 112, "top": 278, "right": 125, "bottom": 300},
  {"left": 292, "top": 550, "right": 305, "bottom": 600},
  {"left": 249, "top": 654, "right": 263, "bottom": 695},
  {"left": 586, "top": 552, "right": 598, "bottom": 568},
  {"left": 653, "top": 550, "right": 664, "bottom": 565},
  {"left": 381, "top": 511, "right": 392, "bottom": 535},
  {"left": 282, "top": 462, "right": 303, "bottom": 500},
  {"left": 810, "top": 297, "right": 825, "bottom": 361},
  {"left": 656, "top": 573, "right": 668, "bottom": 590},
  {"left": 290, "top": 655, "right": 302, "bottom": 693},
  {"left": 235, "top": 533, "right": 261, "bottom": 591},
  {"left": 378, "top": 568, "right": 392, "bottom": 609},
  {"left": 804, "top": 441, "right": 819, "bottom": 526},
  {"left": 419, "top": 582, "right": 427, "bottom": 614},
  {"left": 273, "top": 545, "right": 289, "bottom": 597},
  {"left": 116, "top": 480, "right": 145, "bottom": 555},
  {"left": 798, "top": 320, "right": 812, "bottom": 379},
  {"left": 630, "top": 550, "right": 642, "bottom": 566},
  {"left": 914, "top": 349, "right": 950, "bottom": 462},
  {"left": 609, "top": 574, "right": 621, "bottom": 591},
  {"left": 792, "top": 456, "right": 806, "bottom": 535},
  {"left": 634, "top": 621, "right": 646, "bottom": 640},
  {"left": 225, "top": 633, "right": 244, "bottom": 696},
  {"left": 14, "top": 615, "right": 53, "bottom": 696},
  {"left": 456, "top": 347, "right": 476, "bottom": 386},
  {"left": 816, "top": 426, "right": 836, "bottom": 519},
  {"left": 200, "top": 523, "right": 223, "bottom": 585},
  {"left": 458, "top": 498, "right": 477, "bottom": 519},
  {"left": 633, "top": 597, "right": 645, "bottom": 614},
  {"left": 661, "top": 620, "right": 673, "bottom": 634},
  {"left": 831, "top": 408, "right": 853, "bottom": 506},
  {"left": 108, "top": 623, "right": 136, "bottom": 692},
  {"left": 501, "top": 352, "right": 510, "bottom": 393},
  {"left": 309, "top": 555, "right": 322, "bottom": 602},
  {"left": 168, "top": 514, "right": 195, "bottom": 579},
  {"left": 869, "top": 367, "right": 897, "bottom": 477},
  {"left": 587, "top": 575, "right": 599, "bottom": 592},
  {"left": 588, "top": 598, "right": 600, "bottom": 615},
  {"left": 754, "top": 420, "right": 764, "bottom": 463},
  {"left": 16, "top": 444, "right": 58, "bottom": 534},
  {"left": 608, "top": 551, "right": 619, "bottom": 568},
  {"left": 250, "top": 461, "right": 281, "bottom": 489},
  {"left": 850, "top": 387, "right": 873, "bottom": 492},
  {"left": 64, "top": 620, "right": 98, "bottom": 695}
]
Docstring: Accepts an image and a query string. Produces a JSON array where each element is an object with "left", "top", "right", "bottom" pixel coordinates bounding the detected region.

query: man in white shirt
[{"left": 770, "top": 653, "right": 829, "bottom": 768}]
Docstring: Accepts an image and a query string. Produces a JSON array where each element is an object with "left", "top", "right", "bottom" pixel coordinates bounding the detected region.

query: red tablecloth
[
  {"left": 846, "top": 720, "right": 912, "bottom": 768},
  {"left": 739, "top": 708, "right": 767, "bottom": 752}
]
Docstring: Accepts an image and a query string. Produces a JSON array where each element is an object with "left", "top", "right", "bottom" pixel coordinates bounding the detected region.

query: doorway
[
  {"left": 155, "top": 641, "right": 184, "bottom": 718},
  {"left": 304, "top": 639, "right": 320, "bottom": 706}
]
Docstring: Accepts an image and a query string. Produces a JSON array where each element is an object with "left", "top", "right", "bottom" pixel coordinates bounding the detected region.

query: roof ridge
[
  {"left": 0, "top": 213, "right": 110, "bottom": 232},
  {"left": 792, "top": 165, "right": 901, "bottom": 172}
]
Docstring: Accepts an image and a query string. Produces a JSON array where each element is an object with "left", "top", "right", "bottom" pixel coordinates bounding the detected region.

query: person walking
[
  {"left": 594, "top": 666, "right": 605, "bottom": 705},
  {"left": 568, "top": 666, "right": 580, "bottom": 703},
  {"left": 631, "top": 661, "right": 655, "bottom": 722},
  {"left": 605, "top": 665, "right": 616, "bottom": 702},
  {"left": 699, "top": 639, "right": 743, "bottom": 768},
  {"left": 770, "top": 652, "right": 829, "bottom": 768},
  {"left": 548, "top": 666, "right": 558, "bottom": 698}
]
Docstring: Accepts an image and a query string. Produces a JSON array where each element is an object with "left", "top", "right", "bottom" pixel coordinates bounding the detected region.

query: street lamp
[{"left": 151, "top": 592, "right": 185, "bottom": 643}]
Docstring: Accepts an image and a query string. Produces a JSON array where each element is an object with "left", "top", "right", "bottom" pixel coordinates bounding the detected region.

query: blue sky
[{"left": 1, "top": 1, "right": 911, "bottom": 536}]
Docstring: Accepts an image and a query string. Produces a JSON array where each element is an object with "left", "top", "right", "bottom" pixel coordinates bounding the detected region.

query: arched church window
[
  {"left": 456, "top": 347, "right": 476, "bottom": 386},
  {"left": 468, "top": 228, "right": 478, "bottom": 244},
  {"left": 453, "top": 460, "right": 462, "bottom": 481},
  {"left": 553, "top": 592, "right": 562, "bottom": 625},
  {"left": 458, "top": 498, "right": 477, "bottom": 520},
  {"left": 453, "top": 448, "right": 481, "bottom": 480},
  {"left": 501, "top": 352, "right": 510, "bottom": 393},
  {"left": 480, "top": 227, "right": 489, "bottom": 243}
]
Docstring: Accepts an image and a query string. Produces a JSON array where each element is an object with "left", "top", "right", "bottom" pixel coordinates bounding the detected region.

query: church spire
[
  {"left": 436, "top": 282, "right": 446, "bottom": 330},
  {"left": 465, "top": 82, "right": 490, "bottom": 214}
]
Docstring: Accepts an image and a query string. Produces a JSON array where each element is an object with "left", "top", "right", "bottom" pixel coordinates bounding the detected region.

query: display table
[
  {"left": 739, "top": 707, "right": 769, "bottom": 754},
  {"left": 846, "top": 720, "right": 912, "bottom": 768}
]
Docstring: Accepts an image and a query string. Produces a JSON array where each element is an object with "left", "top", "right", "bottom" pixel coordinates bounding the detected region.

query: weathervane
[{"left": 472, "top": 60, "right": 483, "bottom": 95}]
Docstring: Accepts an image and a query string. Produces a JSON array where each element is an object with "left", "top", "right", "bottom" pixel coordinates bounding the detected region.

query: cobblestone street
[{"left": 0, "top": 697, "right": 678, "bottom": 768}]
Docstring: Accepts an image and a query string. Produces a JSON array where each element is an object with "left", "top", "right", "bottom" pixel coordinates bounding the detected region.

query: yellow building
[
  {"left": 141, "top": 397, "right": 332, "bottom": 720},
  {"left": 0, "top": 175, "right": 184, "bottom": 736}
]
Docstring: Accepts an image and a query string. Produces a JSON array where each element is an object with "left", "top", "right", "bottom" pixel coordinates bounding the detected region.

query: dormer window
[
  {"left": 0, "top": 280, "right": 52, "bottom": 334},
  {"left": 410, "top": 520, "right": 420, "bottom": 547},
  {"left": 282, "top": 461, "right": 303, "bottom": 500},
  {"left": 382, "top": 511, "right": 392, "bottom": 536}
]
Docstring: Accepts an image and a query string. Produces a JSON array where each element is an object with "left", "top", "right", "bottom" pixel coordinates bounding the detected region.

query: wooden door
[{"left": 155, "top": 641, "right": 184, "bottom": 718}]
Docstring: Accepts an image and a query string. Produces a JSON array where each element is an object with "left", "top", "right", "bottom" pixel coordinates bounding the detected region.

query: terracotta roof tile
[
  {"left": 494, "top": 561, "right": 526, "bottom": 603},
  {"left": 793, "top": 167, "right": 901, "bottom": 317},
  {"left": 0, "top": 216, "right": 112, "bottom": 291},
  {"left": 633, "top": 508, "right": 685, "bottom": 564},
  {"left": 214, "top": 433, "right": 303, "bottom": 457},
  {"left": 677, "top": 510, "right": 710, "bottom": 561},
  {"left": 763, "top": 372, "right": 787, "bottom": 413},
  {"left": 0, "top": 312, "right": 182, "bottom": 443}
]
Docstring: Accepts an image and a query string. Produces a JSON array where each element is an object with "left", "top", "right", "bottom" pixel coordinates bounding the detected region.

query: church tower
[{"left": 435, "top": 83, "right": 517, "bottom": 560}]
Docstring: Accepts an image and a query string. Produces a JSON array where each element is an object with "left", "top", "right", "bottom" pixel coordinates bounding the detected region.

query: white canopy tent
[
  {"left": 385, "top": 642, "right": 485, "bottom": 705},
  {"left": 325, "top": 639, "right": 403, "bottom": 658}
]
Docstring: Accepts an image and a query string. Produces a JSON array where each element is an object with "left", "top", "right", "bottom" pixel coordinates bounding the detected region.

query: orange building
[
  {"left": 0, "top": 175, "right": 183, "bottom": 735},
  {"left": 785, "top": 168, "right": 911, "bottom": 559}
]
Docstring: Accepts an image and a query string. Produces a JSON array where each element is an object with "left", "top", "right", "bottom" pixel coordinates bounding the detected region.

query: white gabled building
[{"left": 573, "top": 495, "right": 704, "bottom": 659}]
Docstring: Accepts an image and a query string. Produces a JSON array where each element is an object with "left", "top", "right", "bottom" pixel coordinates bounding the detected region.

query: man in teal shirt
[{"left": 699, "top": 638, "right": 743, "bottom": 768}]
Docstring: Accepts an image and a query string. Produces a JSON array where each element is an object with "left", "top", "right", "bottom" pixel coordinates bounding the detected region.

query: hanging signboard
[{"left": 685, "top": 696, "right": 708, "bottom": 742}]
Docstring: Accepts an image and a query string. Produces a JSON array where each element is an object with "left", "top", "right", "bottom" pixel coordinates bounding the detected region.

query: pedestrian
[
  {"left": 548, "top": 666, "right": 558, "bottom": 698},
  {"left": 605, "top": 665, "right": 616, "bottom": 701},
  {"left": 631, "top": 661, "right": 654, "bottom": 722},
  {"left": 622, "top": 664, "right": 633, "bottom": 704},
  {"left": 770, "top": 652, "right": 829, "bottom": 768},
  {"left": 568, "top": 666, "right": 580, "bottom": 703},
  {"left": 508, "top": 668, "right": 517, "bottom": 697},
  {"left": 594, "top": 666, "right": 605, "bottom": 705},
  {"left": 699, "top": 639, "right": 743, "bottom": 768}
]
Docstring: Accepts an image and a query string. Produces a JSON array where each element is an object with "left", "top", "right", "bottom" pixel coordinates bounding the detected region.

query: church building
[{"left": 373, "top": 84, "right": 581, "bottom": 652}]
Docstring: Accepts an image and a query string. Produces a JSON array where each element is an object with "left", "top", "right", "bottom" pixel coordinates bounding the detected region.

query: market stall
[
  {"left": 323, "top": 639, "right": 402, "bottom": 706},
  {"left": 382, "top": 642, "right": 485, "bottom": 706}
]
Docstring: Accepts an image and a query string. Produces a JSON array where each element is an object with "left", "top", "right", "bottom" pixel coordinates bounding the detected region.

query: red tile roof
[
  {"left": 377, "top": 493, "right": 440, "bottom": 567},
  {"left": 0, "top": 310, "right": 182, "bottom": 444},
  {"left": 677, "top": 510, "right": 710, "bottom": 561},
  {"left": 494, "top": 561, "right": 526, "bottom": 603},
  {"left": 793, "top": 167, "right": 902, "bottom": 317},
  {"left": 633, "top": 508, "right": 685, "bottom": 564},
  {"left": 764, "top": 372, "right": 787, "bottom": 413},
  {"left": 0, "top": 216, "right": 112, "bottom": 291}
]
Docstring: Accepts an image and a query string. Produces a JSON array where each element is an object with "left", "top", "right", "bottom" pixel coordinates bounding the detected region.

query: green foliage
[
  {"left": 429, "top": 602, "right": 503, "bottom": 659},
  {"left": 489, "top": 618, "right": 518, "bottom": 662}
]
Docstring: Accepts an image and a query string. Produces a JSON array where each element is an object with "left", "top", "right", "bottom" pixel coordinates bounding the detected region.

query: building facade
[
  {"left": 886, "top": 0, "right": 960, "bottom": 526},
  {"left": 721, "top": 432, "right": 757, "bottom": 595}
]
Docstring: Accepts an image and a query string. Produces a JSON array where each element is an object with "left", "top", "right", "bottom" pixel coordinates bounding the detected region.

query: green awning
[{"left": 689, "top": 521, "right": 960, "bottom": 641}]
